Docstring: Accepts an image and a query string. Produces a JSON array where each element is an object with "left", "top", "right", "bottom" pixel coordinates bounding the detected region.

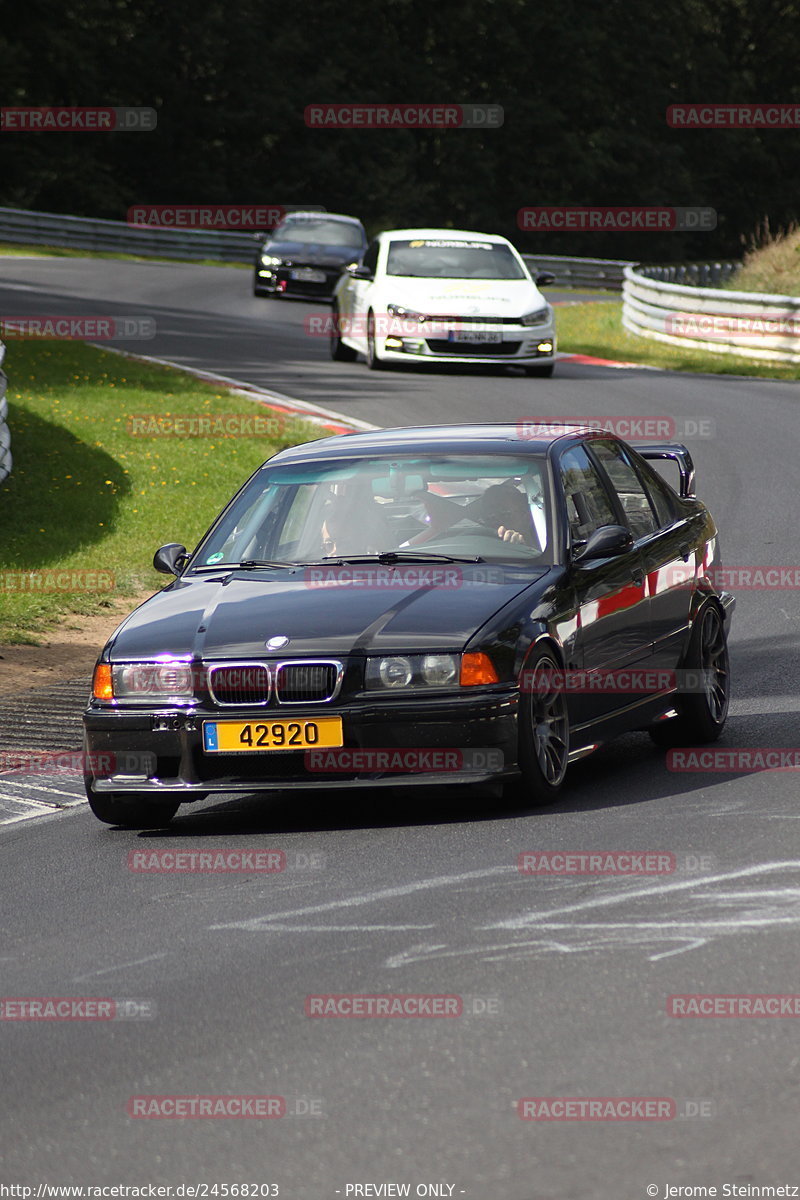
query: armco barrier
[
  {"left": 622, "top": 264, "right": 800, "bottom": 363},
  {"left": 0, "top": 205, "right": 293, "bottom": 262},
  {"left": 522, "top": 255, "right": 630, "bottom": 291},
  {"left": 0, "top": 204, "right": 631, "bottom": 284},
  {"left": 0, "top": 340, "right": 11, "bottom": 484}
]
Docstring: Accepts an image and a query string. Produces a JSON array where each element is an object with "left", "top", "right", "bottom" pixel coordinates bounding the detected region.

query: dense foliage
[{"left": 2, "top": 0, "right": 799, "bottom": 260}]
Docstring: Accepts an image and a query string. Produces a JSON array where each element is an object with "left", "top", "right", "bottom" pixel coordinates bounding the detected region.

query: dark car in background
[
  {"left": 253, "top": 212, "right": 367, "bottom": 299},
  {"left": 83, "top": 422, "right": 734, "bottom": 829}
]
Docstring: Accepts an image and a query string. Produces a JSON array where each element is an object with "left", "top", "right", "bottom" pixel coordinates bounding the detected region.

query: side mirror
[
  {"left": 536, "top": 271, "right": 556, "bottom": 287},
  {"left": 573, "top": 524, "right": 633, "bottom": 562},
  {"left": 154, "top": 543, "right": 188, "bottom": 575},
  {"left": 347, "top": 263, "right": 374, "bottom": 280}
]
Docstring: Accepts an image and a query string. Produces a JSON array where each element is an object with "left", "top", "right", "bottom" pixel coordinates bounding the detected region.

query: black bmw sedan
[
  {"left": 253, "top": 212, "right": 367, "bottom": 299},
  {"left": 83, "top": 423, "right": 734, "bottom": 827}
]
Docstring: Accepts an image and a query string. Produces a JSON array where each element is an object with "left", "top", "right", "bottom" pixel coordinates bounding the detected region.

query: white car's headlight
[
  {"left": 261, "top": 254, "right": 283, "bottom": 266},
  {"left": 110, "top": 660, "right": 199, "bottom": 704},
  {"left": 387, "top": 303, "right": 427, "bottom": 322},
  {"left": 365, "top": 653, "right": 460, "bottom": 691},
  {"left": 520, "top": 307, "right": 551, "bottom": 326}
]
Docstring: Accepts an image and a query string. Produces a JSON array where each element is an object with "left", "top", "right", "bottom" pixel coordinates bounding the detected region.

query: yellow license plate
[{"left": 203, "top": 717, "right": 343, "bottom": 753}]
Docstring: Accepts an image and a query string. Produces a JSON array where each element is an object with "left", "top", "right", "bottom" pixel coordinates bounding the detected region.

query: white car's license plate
[
  {"left": 291, "top": 268, "right": 327, "bottom": 283},
  {"left": 448, "top": 330, "right": 503, "bottom": 344}
]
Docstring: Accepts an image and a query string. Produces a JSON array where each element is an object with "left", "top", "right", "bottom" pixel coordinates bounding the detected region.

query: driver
[{"left": 477, "top": 483, "right": 537, "bottom": 546}]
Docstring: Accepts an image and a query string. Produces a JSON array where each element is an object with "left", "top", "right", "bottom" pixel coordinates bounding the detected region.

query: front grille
[
  {"left": 425, "top": 340, "right": 522, "bottom": 356},
  {"left": 424, "top": 314, "right": 523, "bottom": 325},
  {"left": 275, "top": 661, "right": 341, "bottom": 704},
  {"left": 208, "top": 663, "right": 271, "bottom": 706}
]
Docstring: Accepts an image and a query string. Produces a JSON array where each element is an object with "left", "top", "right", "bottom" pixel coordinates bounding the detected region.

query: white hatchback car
[{"left": 330, "top": 228, "right": 557, "bottom": 376}]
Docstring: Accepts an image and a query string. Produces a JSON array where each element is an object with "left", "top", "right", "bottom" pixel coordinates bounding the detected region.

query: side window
[
  {"left": 362, "top": 239, "right": 379, "bottom": 274},
  {"left": 589, "top": 440, "right": 658, "bottom": 540},
  {"left": 631, "top": 454, "right": 679, "bottom": 528},
  {"left": 558, "top": 445, "right": 618, "bottom": 547}
]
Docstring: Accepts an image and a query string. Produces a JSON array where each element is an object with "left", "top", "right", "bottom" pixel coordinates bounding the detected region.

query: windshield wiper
[
  {"left": 317, "top": 551, "right": 484, "bottom": 565},
  {"left": 192, "top": 559, "right": 297, "bottom": 573}
]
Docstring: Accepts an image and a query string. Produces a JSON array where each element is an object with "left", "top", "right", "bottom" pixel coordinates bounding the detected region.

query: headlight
[
  {"left": 520, "top": 307, "right": 550, "bottom": 326},
  {"left": 261, "top": 254, "right": 283, "bottom": 266},
  {"left": 387, "top": 303, "right": 427, "bottom": 322},
  {"left": 421, "top": 654, "right": 459, "bottom": 686},
  {"left": 365, "top": 653, "right": 461, "bottom": 691},
  {"left": 104, "top": 660, "right": 199, "bottom": 704}
]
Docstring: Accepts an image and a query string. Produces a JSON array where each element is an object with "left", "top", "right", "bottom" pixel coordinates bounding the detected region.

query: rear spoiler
[{"left": 636, "top": 443, "right": 695, "bottom": 499}]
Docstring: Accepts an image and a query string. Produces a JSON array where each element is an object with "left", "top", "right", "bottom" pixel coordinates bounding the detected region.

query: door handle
[
  {"left": 630, "top": 568, "right": 645, "bottom": 586},
  {"left": 679, "top": 543, "right": 691, "bottom": 562}
]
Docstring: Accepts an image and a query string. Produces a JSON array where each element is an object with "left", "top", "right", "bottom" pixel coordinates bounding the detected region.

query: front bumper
[
  {"left": 375, "top": 326, "right": 556, "bottom": 367},
  {"left": 255, "top": 265, "right": 340, "bottom": 298},
  {"left": 83, "top": 689, "right": 520, "bottom": 798}
]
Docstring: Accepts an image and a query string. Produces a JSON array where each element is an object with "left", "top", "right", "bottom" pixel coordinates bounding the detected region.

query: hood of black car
[
  {"left": 106, "top": 564, "right": 552, "bottom": 661},
  {"left": 265, "top": 240, "right": 358, "bottom": 266}
]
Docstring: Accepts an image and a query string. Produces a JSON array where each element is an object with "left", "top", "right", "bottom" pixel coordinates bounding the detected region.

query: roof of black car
[
  {"left": 268, "top": 423, "right": 597, "bottom": 463},
  {"left": 278, "top": 212, "right": 364, "bottom": 225}
]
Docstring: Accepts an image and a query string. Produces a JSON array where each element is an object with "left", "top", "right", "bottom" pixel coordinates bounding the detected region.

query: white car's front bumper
[{"left": 374, "top": 323, "right": 556, "bottom": 366}]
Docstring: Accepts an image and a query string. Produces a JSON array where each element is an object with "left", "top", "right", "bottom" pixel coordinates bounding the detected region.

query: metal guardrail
[
  {"left": 0, "top": 341, "right": 11, "bottom": 485},
  {"left": 636, "top": 260, "right": 739, "bottom": 288},
  {"left": 522, "top": 254, "right": 630, "bottom": 291},
  {"left": 0, "top": 206, "right": 735, "bottom": 294},
  {"left": 622, "top": 264, "right": 800, "bottom": 363},
  {"left": 0, "top": 205, "right": 269, "bottom": 262}
]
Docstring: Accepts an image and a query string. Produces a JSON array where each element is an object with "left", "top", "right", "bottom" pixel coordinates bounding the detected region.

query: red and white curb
[
  {"left": 95, "top": 346, "right": 379, "bottom": 434},
  {"left": 559, "top": 352, "right": 659, "bottom": 371}
]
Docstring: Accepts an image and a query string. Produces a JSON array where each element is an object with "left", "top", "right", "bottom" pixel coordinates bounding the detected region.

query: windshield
[
  {"left": 191, "top": 454, "right": 553, "bottom": 568},
  {"left": 386, "top": 238, "right": 526, "bottom": 280},
  {"left": 272, "top": 218, "right": 364, "bottom": 247}
]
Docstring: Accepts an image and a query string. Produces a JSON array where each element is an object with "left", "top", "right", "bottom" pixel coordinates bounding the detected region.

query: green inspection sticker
[{"left": 206, "top": 551, "right": 224, "bottom": 563}]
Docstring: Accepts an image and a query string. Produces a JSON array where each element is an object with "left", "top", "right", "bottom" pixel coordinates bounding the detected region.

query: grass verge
[
  {"left": 556, "top": 300, "right": 799, "bottom": 380},
  {"left": 0, "top": 341, "right": 320, "bottom": 643}
]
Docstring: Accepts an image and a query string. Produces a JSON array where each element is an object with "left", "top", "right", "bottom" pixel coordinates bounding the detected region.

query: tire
[
  {"left": 366, "top": 312, "right": 387, "bottom": 370},
  {"left": 330, "top": 304, "right": 358, "bottom": 362},
  {"left": 505, "top": 648, "right": 570, "bottom": 806},
  {"left": 525, "top": 363, "right": 554, "bottom": 378},
  {"left": 649, "top": 602, "right": 730, "bottom": 748},
  {"left": 85, "top": 784, "right": 182, "bottom": 829}
]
